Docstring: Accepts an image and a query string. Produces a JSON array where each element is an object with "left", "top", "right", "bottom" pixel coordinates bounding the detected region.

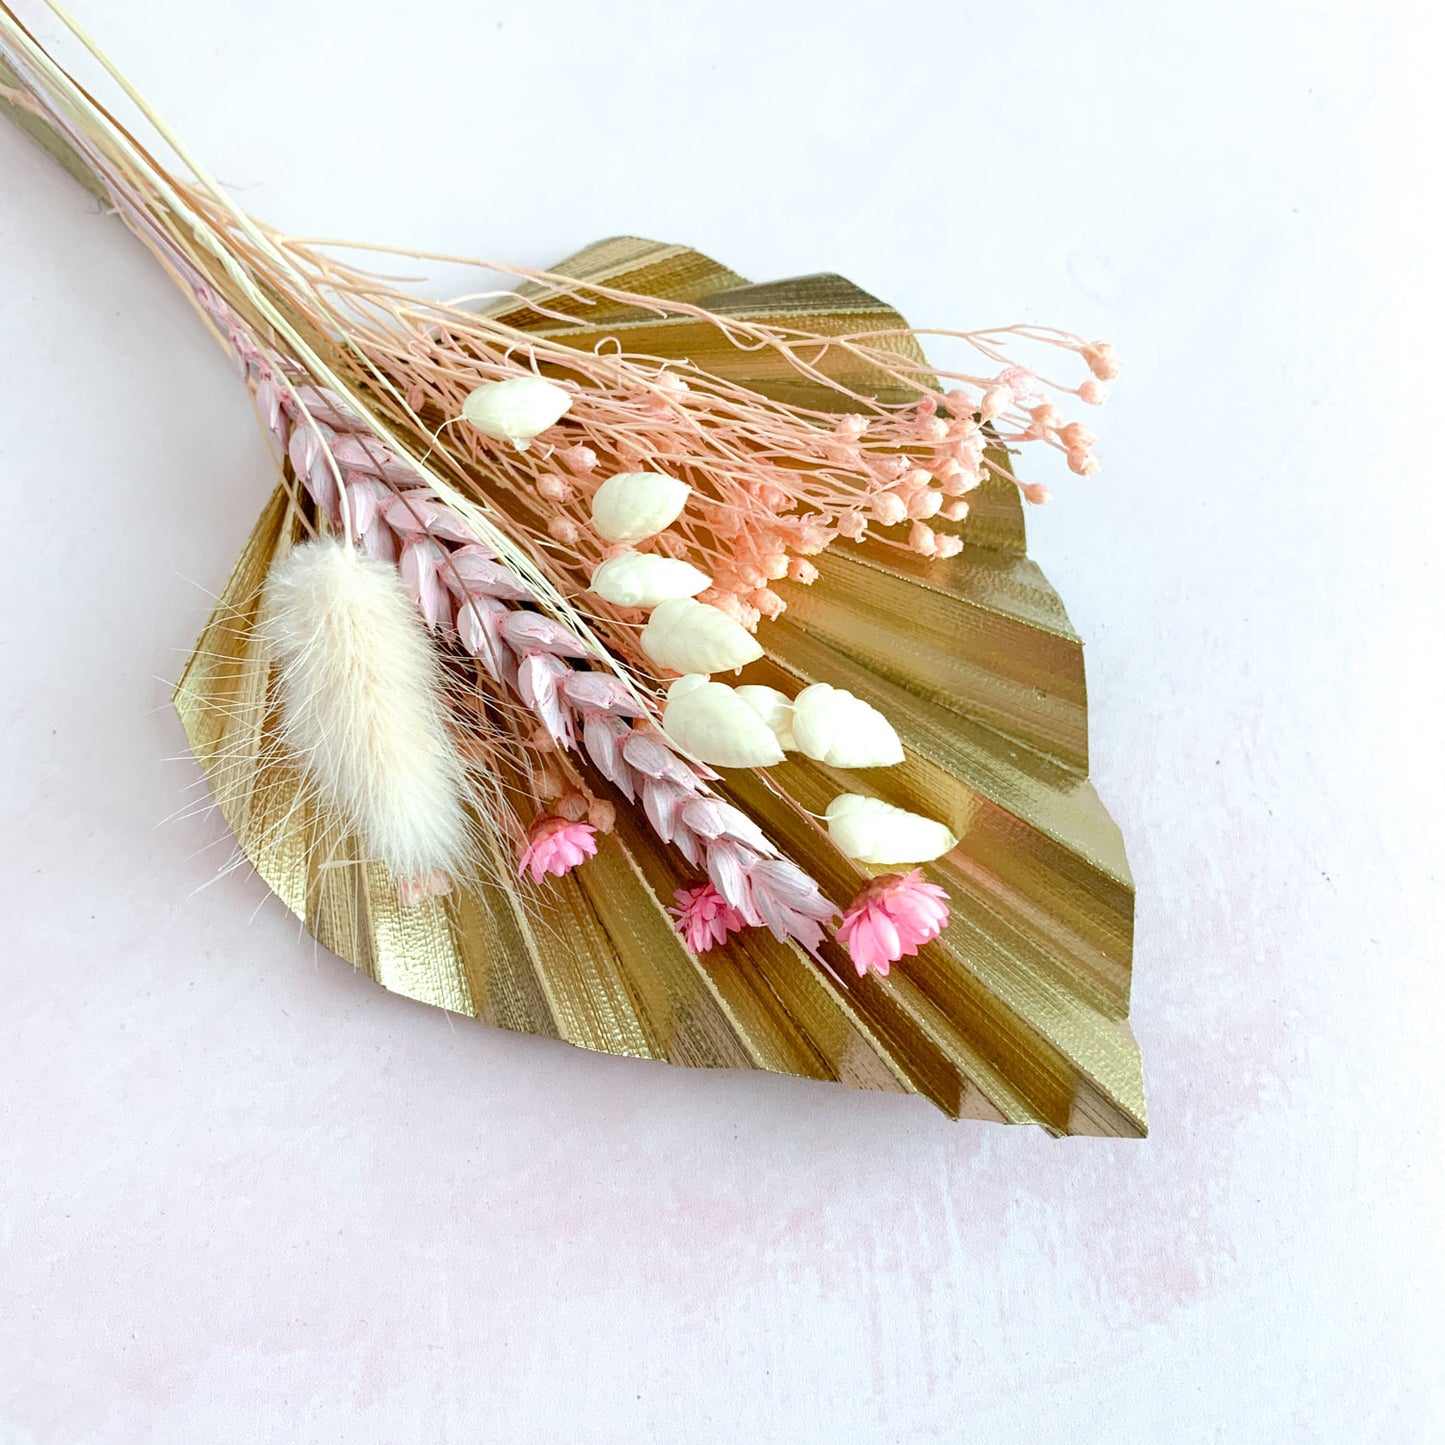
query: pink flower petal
[
  {"left": 667, "top": 882, "right": 748, "bottom": 954},
  {"left": 836, "top": 871, "right": 951, "bottom": 977},
  {"left": 518, "top": 816, "right": 598, "bottom": 885}
]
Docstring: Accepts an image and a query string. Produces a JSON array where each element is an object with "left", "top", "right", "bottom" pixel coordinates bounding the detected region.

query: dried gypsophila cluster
[{"left": 182, "top": 191, "right": 1118, "bottom": 646}]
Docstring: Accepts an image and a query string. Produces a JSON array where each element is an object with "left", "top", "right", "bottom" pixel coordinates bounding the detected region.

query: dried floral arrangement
[{"left": 0, "top": 2, "right": 1145, "bottom": 1133}]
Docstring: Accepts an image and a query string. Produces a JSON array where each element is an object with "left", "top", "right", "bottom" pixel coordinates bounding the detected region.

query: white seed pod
[
  {"left": 590, "top": 471, "right": 690, "bottom": 543},
  {"left": 735, "top": 684, "right": 798, "bottom": 751},
  {"left": 791, "top": 683, "right": 905, "bottom": 768},
  {"left": 640, "top": 597, "right": 764, "bottom": 674},
  {"left": 461, "top": 376, "right": 571, "bottom": 450},
  {"left": 825, "top": 794, "right": 958, "bottom": 865},
  {"left": 663, "top": 675, "right": 785, "bottom": 768},
  {"left": 589, "top": 550, "right": 711, "bottom": 608}
]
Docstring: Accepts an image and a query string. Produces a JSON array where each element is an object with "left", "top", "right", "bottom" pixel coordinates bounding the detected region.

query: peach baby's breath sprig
[{"left": 247, "top": 234, "right": 1117, "bottom": 638}]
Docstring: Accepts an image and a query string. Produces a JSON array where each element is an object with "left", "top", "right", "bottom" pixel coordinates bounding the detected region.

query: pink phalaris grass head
[
  {"left": 836, "top": 870, "right": 950, "bottom": 978},
  {"left": 518, "top": 814, "right": 598, "bottom": 884},
  {"left": 668, "top": 882, "right": 748, "bottom": 954}
]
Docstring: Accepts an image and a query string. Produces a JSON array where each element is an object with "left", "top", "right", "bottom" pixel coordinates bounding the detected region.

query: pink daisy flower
[
  {"left": 518, "top": 814, "right": 598, "bottom": 885},
  {"left": 668, "top": 882, "right": 748, "bottom": 954},
  {"left": 835, "top": 870, "right": 950, "bottom": 978}
]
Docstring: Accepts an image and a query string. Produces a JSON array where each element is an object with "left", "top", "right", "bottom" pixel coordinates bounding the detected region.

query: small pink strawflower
[
  {"left": 835, "top": 870, "right": 950, "bottom": 978},
  {"left": 668, "top": 882, "right": 748, "bottom": 954},
  {"left": 518, "top": 814, "right": 598, "bottom": 885}
]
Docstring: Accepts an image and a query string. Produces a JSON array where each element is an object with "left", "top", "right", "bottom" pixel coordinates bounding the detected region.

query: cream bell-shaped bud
[
  {"left": 663, "top": 676, "right": 785, "bottom": 769},
  {"left": 590, "top": 471, "right": 690, "bottom": 543},
  {"left": 825, "top": 794, "right": 958, "bottom": 865},
  {"left": 640, "top": 597, "right": 764, "bottom": 674},
  {"left": 589, "top": 550, "right": 711, "bottom": 609},
  {"left": 735, "top": 684, "right": 797, "bottom": 751},
  {"left": 791, "top": 683, "right": 904, "bottom": 768},
  {"left": 460, "top": 376, "right": 571, "bottom": 450}
]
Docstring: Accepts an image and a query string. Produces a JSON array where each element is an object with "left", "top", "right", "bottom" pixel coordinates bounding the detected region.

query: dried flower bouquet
[{"left": 0, "top": 1, "right": 1146, "bottom": 1131}]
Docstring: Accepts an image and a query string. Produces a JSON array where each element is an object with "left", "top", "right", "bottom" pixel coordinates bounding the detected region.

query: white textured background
[{"left": 2, "top": 2, "right": 1442, "bottom": 1440}]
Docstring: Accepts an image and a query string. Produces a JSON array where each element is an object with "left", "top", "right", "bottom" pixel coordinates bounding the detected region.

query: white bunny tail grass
[{"left": 261, "top": 537, "right": 472, "bottom": 906}]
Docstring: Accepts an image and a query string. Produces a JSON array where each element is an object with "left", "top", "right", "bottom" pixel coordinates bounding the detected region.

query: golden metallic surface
[{"left": 174, "top": 239, "right": 1145, "bottom": 1134}]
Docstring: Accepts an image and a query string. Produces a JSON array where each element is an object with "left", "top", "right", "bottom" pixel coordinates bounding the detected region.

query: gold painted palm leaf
[{"left": 175, "top": 238, "right": 1145, "bottom": 1135}]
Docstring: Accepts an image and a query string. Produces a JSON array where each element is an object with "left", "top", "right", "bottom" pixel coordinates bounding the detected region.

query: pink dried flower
[
  {"left": 751, "top": 587, "right": 786, "bottom": 620},
  {"left": 556, "top": 792, "right": 590, "bottom": 823},
  {"left": 978, "top": 385, "right": 1011, "bottom": 421},
  {"left": 761, "top": 550, "right": 790, "bottom": 581},
  {"left": 909, "top": 520, "right": 938, "bottom": 556},
  {"left": 907, "top": 487, "right": 943, "bottom": 521},
  {"left": 871, "top": 491, "right": 909, "bottom": 527},
  {"left": 836, "top": 870, "right": 950, "bottom": 977},
  {"left": 668, "top": 882, "right": 748, "bottom": 953},
  {"left": 518, "top": 814, "right": 598, "bottom": 884},
  {"left": 951, "top": 433, "right": 986, "bottom": 469},
  {"left": 557, "top": 443, "right": 598, "bottom": 474},
  {"left": 792, "top": 518, "right": 831, "bottom": 554},
  {"left": 1082, "top": 340, "right": 1121, "bottom": 380},
  {"left": 1079, "top": 379, "right": 1109, "bottom": 405},
  {"left": 996, "top": 364, "right": 1038, "bottom": 402},
  {"left": 547, "top": 515, "right": 580, "bottom": 545},
  {"left": 699, "top": 588, "right": 746, "bottom": 623}
]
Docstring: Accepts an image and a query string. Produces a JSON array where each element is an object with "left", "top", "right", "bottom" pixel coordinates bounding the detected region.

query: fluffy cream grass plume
[{"left": 262, "top": 537, "right": 471, "bottom": 905}]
